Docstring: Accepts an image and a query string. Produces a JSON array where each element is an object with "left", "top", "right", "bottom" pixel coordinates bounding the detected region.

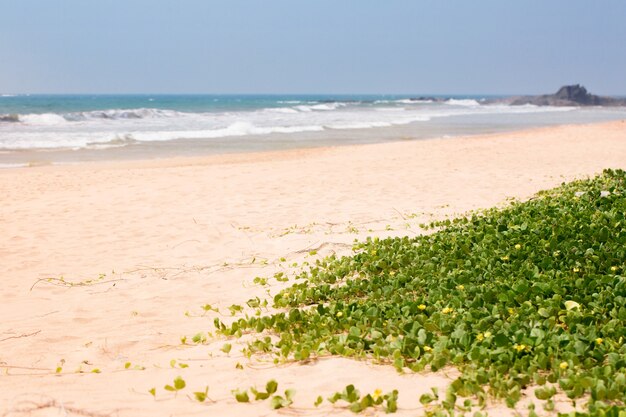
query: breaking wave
[
  {"left": 0, "top": 108, "right": 188, "bottom": 125},
  {"left": 86, "top": 134, "right": 139, "bottom": 149},
  {"left": 66, "top": 108, "right": 185, "bottom": 121},
  {"left": 20, "top": 113, "right": 68, "bottom": 125},
  {"left": 293, "top": 102, "right": 348, "bottom": 112},
  {"left": 0, "top": 97, "right": 590, "bottom": 151},
  {"left": 445, "top": 99, "right": 481, "bottom": 106}
]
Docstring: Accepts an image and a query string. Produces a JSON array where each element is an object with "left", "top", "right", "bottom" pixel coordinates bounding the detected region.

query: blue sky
[{"left": 1, "top": 0, "right": 625, "bottom": 95}]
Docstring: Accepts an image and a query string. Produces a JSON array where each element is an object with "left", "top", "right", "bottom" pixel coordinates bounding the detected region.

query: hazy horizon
[
  {"left": 3, "top": 89, "right": 626, "bottom": 97},
  {"left": 0, "top": 87, "right": 626, "bottom": 98}
]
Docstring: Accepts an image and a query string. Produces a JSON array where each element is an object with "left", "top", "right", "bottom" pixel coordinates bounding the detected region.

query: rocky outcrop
[
  {"left": 407, "top": 85, "right": 625, "bottom": 107},
  {"left": 508, "top": 85, "right": 626, "bottom": 106}
]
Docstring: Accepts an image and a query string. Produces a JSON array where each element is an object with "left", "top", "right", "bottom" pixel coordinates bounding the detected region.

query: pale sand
[{"left": 1, "top": 120, "right": 625, "bottom": 416}]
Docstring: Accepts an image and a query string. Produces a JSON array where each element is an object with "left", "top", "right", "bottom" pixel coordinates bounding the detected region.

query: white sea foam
[
  {"left": 125, "top": 122, "right": 326, "bottom": 143},
  {"left": 374, "top": 99, "right": 421, "bottom": 104},
  {"left": 483, "top": 104, "right": 576, "bottom": 114},
  {"left": 0, "top": 98, "right": 603, "bottom": 152},
  {"left": 20, "top": 113, "right": 68, "bottom": 125},
  {"left": 86, "top": 134, "right": 139, "bottom": 149},
  {"left": 294, "top": 102, "right": 347, "bottom": 112},
  {"left": 264, "top": 107, "right": 299, "bottom": 114},
  {"left": 446, "top": 99, "right": 481, "bottom": 106},
  {"left": 375, "top": 107, "right": 406, "bottom": 112},
  {"left": 0, "top": 162, "right": 28, "bottom": 169},
  {"left": 395, "top": 99, "right": 434, "bottom": 104},
  {"left": 328, "top": 121, "right": 393, "bottom": 130}
]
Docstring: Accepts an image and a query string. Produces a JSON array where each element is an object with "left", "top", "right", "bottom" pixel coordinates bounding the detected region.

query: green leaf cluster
[
  {"left": 233, "top": 380, "right": 295, "bottom": 409},
  {"left": 559, "top": 404, "right": 626, "bottom": 417},
  {"left": 328, "top": 384, "right": 398, "bottom": 413},
  {"left": 193, "top": 386, "right": 210, "bottom": 402},
  {"left": 217, "top": 169, "right": 626, "bottom": 411},
  {"left": 164, "top": 376, "right": 186, "bottom": 392}
]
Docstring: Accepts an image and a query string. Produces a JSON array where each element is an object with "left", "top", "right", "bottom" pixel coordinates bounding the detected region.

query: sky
[{"left": 1, "top": 0, "right": 625, "bottom": 95}]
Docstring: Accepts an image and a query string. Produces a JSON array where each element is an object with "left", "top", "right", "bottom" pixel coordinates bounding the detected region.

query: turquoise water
[
  {"left": 0, "top": 94, "right": 487, "bottom": 114},
  {"left": 1, "top": 94, "right": 625, "bottom": 165}
]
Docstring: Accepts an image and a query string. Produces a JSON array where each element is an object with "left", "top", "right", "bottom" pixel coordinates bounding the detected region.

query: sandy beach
[{"left": 1, "top": 120, "right": 625, "bottom": 416}]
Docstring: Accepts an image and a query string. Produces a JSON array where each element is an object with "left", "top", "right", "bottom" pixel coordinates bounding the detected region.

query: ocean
[{"left": 1, "top": 94, "right": 626, "bottom": 166}]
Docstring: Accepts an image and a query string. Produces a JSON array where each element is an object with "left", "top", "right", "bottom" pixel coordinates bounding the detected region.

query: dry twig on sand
[
  {"left": 3, "top": 395, "right": 114, "bottom": 417},
  {"left": 29, "top": 277, "right": 124, "bottom": 291},
  {"left": 0, "top": 330, "right": 41, "bottom": 343}
]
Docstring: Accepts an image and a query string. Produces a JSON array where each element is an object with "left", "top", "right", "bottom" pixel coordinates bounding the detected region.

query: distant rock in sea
[
  {"left": 507, "top": 84, "right": 626, "bottom": 107},
  {"left": 409, "top": 85, "right": 625, "bottom": 107}
]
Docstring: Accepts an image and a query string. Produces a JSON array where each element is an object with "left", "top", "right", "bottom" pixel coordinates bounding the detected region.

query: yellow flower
[
  {"left": 501, "top": 256, "right": 509, "bottom": 261},
  {"left": 442, "top": 307, "right": 453, "bottom": 314},
  {"left": 336, "top": 311, "right": 343, "bottom": 318},
  {"left": 559, "top": 362, "right": 569, "bottom": 370},
  {"left": 508, "top": 308, "right": 514, "bottom": 315},
  {"left": 418, "top": 304, "right": 426, "bottom": 311},
  {"left": 515, "top": 244, "right": 522, "bottom": 250},
  {"left": 611, "top": 266, "right": 618, "bottom": 272},
  {"left": 573, "top": 267, "right": 580, "bottom": 273},
  {"left": 423, "top": 346, "right": 432, "bottom": 352},
  {"left": 456, "top": 285, "right": 465, "bottom": 290},
  {"left": 476, "top": 333, "right": 484, "bottom": 341},
  {"left": 373, "top": 389, "right": 382, "bottom": 400},
  {"left": 513, "top": 344, "right": 526, "bottom": 352},
  {"left": 484, "top": 331, "right": 492, "bottom": 338},
  {"left": 595, "top": 338, "right": 603, "bottom": 344}
]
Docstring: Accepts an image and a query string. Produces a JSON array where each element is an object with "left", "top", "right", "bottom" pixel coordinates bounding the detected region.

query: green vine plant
[
  {"left": 419, "top": 386, "right": 486, "bottom": 416},
  {"left": 164, "top": 376, "right": 186, "bottom": 397},
  {"left": 169, "top": 359, "right": 189, "bottom": 369},
  {"left": 326, "top": 384, "right": 398, "bottom": 414},
  {"left": 149, "top": 376, "right": 213, "bottom": 403},
  {"left": 192, "top": 386, "right": 212, "bottom": 403},
  {"left": 29, "top": 273, "right": 124, "bottom": 291},
  {"left": 211, "top": 169, "right": 626, "bottom": 416},
  {"left": 123, "top": 361, "right": 146, "bottom": 370},
  {"left": 232, "top": 380, "right": 295, "bottom": 410}
]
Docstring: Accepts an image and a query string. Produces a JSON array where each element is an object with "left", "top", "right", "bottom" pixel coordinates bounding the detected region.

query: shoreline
[
  {"left": 0, "top": 119, "right": 624, "bottom": 172},
  {"left": 2, "top": 106, "right": 626, "bottom": 167},
  {"left": 1, "top": 120, "right": 625, "bottom": 416}
]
